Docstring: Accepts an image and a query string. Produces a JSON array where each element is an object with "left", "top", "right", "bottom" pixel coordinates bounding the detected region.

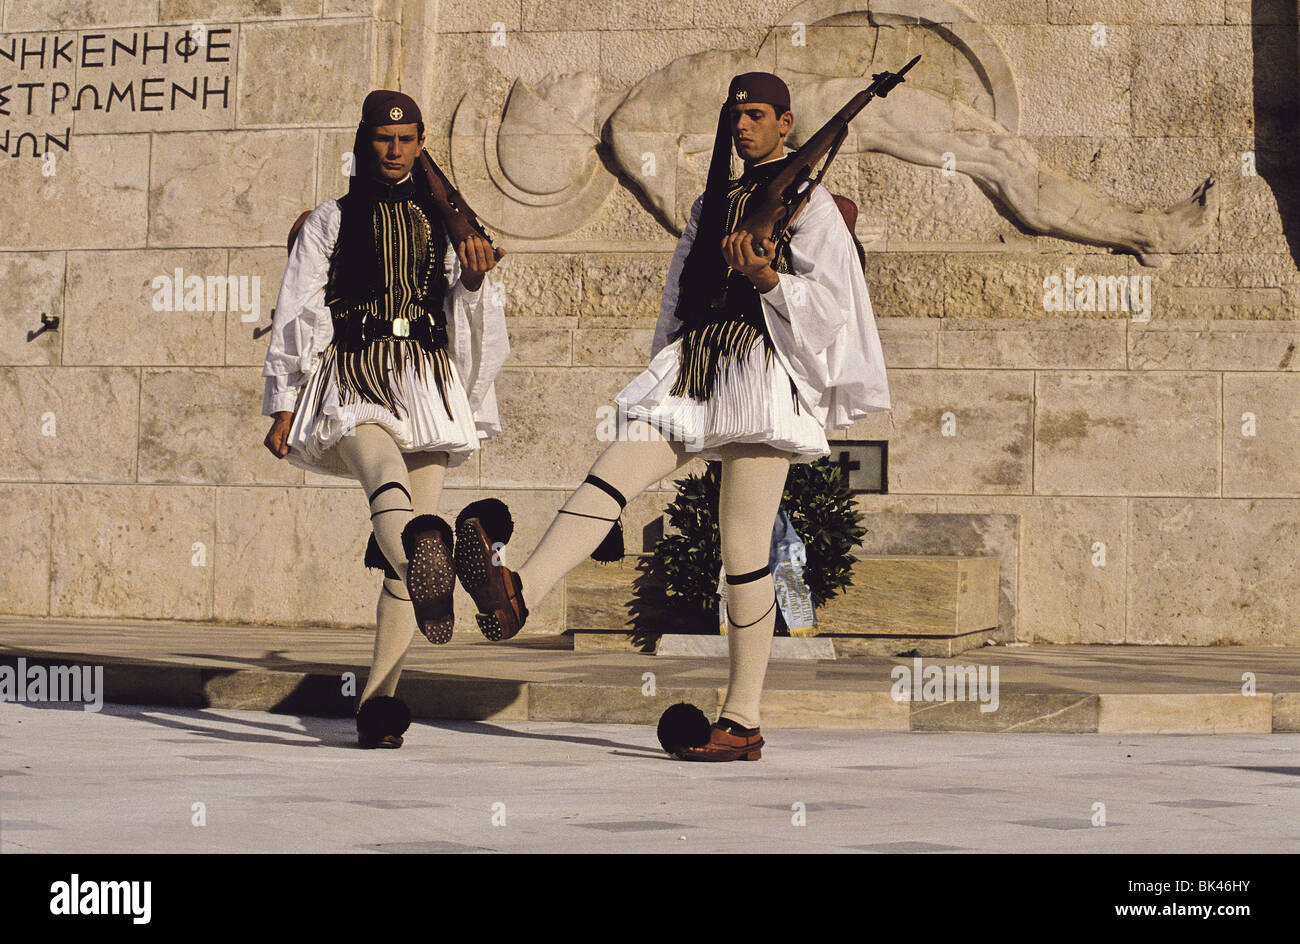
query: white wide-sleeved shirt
[
  {"left": 653, "top": 183, "right": 891, "bottom": 428},
  {"left": 260, "top": 197, "right": 510, "bottom": 439}
]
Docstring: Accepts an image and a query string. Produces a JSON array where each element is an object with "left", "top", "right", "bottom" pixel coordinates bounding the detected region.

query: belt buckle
[{"left": 392, "top": 317, "right": 410, "bottom": 338}]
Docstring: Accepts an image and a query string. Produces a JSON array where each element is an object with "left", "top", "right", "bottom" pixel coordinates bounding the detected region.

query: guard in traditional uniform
[
  {"left": 452, "top": 73, "right": 890, "bottom": 761},
  {"left": 262, "top": 90, "right": 508, "bottom": 749}
]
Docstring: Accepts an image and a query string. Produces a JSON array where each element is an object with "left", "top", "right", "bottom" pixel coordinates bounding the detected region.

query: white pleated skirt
[
  {"left": 284, "top": 342, "right": 480, "bottom": 480},
  {"left": 614, "top": 336, "right": 830, "bottom": 463}
]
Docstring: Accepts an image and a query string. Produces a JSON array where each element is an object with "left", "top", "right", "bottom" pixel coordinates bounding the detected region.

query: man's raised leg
[
  {"left": 455, "top": 420, "right": 695, "bottom": 639},
  {"left": 515, "top": 422, "right": 695, "bottom": 605}
]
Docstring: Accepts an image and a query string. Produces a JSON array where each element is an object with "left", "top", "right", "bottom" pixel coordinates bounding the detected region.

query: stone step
[
  {"left": 1, "top": 651, "right": 1292, "bottom": 733},
  {"left": 564, "top": 553, "right": 1001, "bottom": 656},
  {"left": 819, "top": 555, "right": 1000, "bottom": 636},
  {"left": 655, "top": 634, "right": 836, "bottom": 660}
]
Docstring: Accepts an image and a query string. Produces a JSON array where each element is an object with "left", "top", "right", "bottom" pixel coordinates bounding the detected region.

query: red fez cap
[
  {"left": 726, "top": 72, "right": 791, "bottom": 113},
  {"left": 360, "top": 89, "right": 422, "bottom": 127}
]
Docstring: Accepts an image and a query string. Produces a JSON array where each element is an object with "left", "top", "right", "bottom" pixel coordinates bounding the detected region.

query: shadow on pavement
[{"left": 429, "top": 719, "right": 649, "bottom": 753}]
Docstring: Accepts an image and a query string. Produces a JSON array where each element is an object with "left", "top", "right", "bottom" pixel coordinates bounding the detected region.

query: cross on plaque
[{"left": 831, "top": 449, "right": 860, "bottom": 484}]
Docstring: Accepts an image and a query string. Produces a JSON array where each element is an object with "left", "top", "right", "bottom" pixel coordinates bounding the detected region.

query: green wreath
[{"left": 652, "top": 458, "right": 865, "bottom": 633}]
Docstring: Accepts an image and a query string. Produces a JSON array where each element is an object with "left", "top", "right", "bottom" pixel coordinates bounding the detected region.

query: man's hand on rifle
[
  {"left": 721, "top": 231, "right": 780, "bottom": 293},
  {"left": 264, "top": 411, "right": 293, "bottom": 459},
  {"left": 457, "top": 234, "right": 498, "bottom": 292}
]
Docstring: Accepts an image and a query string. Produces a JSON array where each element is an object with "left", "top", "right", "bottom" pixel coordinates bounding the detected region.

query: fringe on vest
[
  {"left": 669, "top": 319, "right": 773, "bottom": 402},
  {"left": 300, "top": 338, "right": 454, "bottom": 424}
]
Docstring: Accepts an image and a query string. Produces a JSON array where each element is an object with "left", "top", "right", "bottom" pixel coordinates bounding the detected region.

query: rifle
[
  {"left": 740, "top": 54, "right": 920, "bottom": 256},
  {"left": 416, "top": 149, "right": 505, "bottom": 261}
]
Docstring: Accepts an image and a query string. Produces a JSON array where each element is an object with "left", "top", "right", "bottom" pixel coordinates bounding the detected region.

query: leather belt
[{"left": 333, "top": 310, "right": 448, "bottom": 351}]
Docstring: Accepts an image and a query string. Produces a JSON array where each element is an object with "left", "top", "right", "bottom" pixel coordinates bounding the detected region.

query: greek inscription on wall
[{"left": 0, "top": 26, "right": 236, "bottom": 157}]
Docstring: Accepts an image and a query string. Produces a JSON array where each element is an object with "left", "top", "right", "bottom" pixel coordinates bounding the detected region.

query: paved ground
[{"left": 2, "top": 702, "right": 1297, "bottom": 854}]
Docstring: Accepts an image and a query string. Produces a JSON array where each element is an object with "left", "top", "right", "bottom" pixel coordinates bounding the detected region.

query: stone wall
[{"left": 1, "top": 0, "right": 1297, "bottom": 644}]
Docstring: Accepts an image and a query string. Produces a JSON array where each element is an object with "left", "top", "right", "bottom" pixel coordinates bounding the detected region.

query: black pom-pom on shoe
[
  {"left": 401, "top": 513, "right": 453, "bottom": 561},
  {"left": 356, "top": 695, "right": 411, "bottom": 749},
  {"left": 455, "top": 498, "right": 514, "bottom": 547},
  {"left": 656, "top": 702, "right": 711, "bottom": 754}
]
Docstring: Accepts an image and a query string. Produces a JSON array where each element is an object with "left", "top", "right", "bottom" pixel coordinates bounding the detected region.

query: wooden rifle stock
[
  {"left": 738, "top": 54, "right": 920, "bottom": 255},
  {"left": 417, "top": 150, "right": 505, "bottom": 261}
]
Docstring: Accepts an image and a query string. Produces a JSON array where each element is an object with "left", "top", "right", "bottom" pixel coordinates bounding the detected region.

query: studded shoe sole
[
  {"left": 405, "top": 524, "right": 455, "bottom": 645},
  {"left": 453, "top": 515, "right": 527, "bottom": 641}
]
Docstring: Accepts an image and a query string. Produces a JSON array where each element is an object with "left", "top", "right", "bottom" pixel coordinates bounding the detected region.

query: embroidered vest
[{"left": 670, "top": 156, "right": 796, "bottom": 402}]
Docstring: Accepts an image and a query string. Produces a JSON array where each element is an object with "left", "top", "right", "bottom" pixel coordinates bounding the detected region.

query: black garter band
[
  {"left": 557, "top": 472, "right": 627, "bottom": 522},
  {"left": 368, "top": 480, "right": 413, "bottom": 519},
  {"left": 582, "top": 474, "right": 627, "bottom": 508},
  {"left": 726, "top": 565, "right": 770, "bottom": 586},
  {"left": 557, "top": 509, "right": 619, "bottom": 523},
  {"left": 726, "top": 566, "right": 775, "bottom": 628},
  {"left": 369, "top": 481, "right": 411, "bottom": 505},
  {"left": 572, "top": 474, "right": 628, "bottom": 564},
  {"left": 728, "top": 597, "right": 777, "bottom": 629}
]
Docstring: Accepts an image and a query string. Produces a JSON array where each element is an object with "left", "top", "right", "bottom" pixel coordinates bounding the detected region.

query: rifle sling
[
  {"left": 418, "top": 154, "right": 478, "bottom": 235},
  {"left": 780, "top": 122, "right": 850, "bottom": 235}
]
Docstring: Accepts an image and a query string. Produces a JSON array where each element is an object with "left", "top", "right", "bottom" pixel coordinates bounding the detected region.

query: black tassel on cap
[{"left": 672, "top": 104, "right": 733, "bottom": 331}]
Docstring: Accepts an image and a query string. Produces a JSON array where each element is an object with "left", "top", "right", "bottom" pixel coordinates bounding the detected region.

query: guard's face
[
  {"left": 728, "top": 102, "right": 793, "bottom": 162},
  {"left": 369, "top": 123, "right": 423, "bottom": 182}
]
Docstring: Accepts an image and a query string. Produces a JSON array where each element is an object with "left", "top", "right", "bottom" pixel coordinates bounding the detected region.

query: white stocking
[
  {"left": 515, "top": 421, "right": 693, "bottom": 604},
  {"left": 716, "top": 447, "right": 790, "bottom": 730},
  {"left": 334, "top": 425, "right": 448, "bottom": 704}
]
